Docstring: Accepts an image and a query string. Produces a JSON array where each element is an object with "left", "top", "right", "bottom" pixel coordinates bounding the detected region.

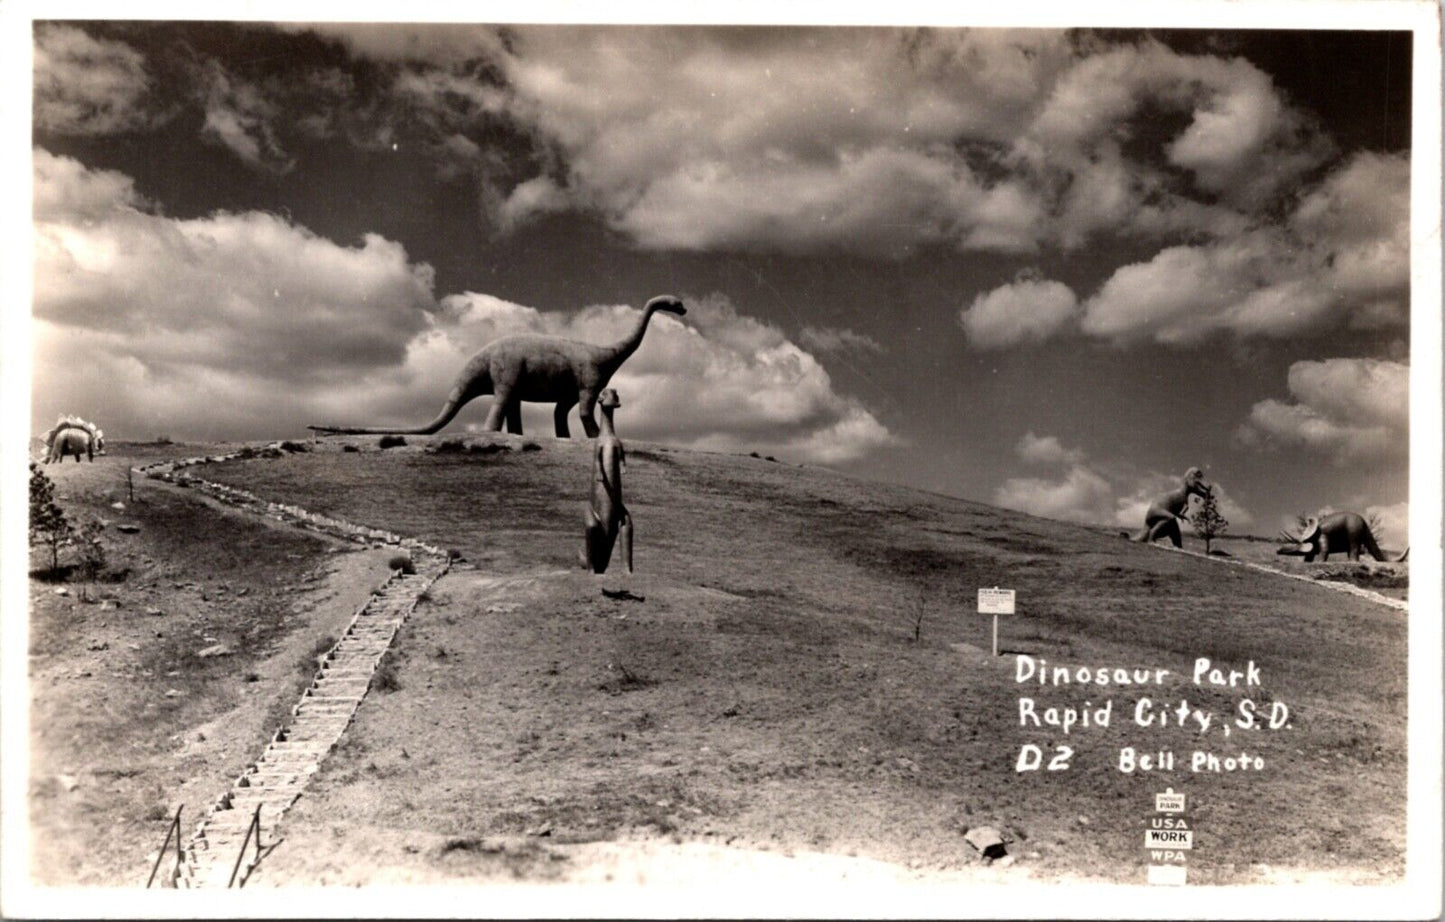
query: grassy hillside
[
  {"left": 28, "top": 435, "right": 1407, "bottom": 886},
  {"left": 203, "top": 434, "right": 1405, "bottom": 886}
]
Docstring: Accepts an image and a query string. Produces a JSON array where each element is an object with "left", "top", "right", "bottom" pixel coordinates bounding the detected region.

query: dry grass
[{"left": 199, "top": 438, "right": 1407, "bottom": 886}]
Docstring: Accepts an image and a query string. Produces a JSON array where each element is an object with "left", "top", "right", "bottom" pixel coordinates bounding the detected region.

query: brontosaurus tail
[{"left": 309, "top": 388, "right": 471, "bottom": 436}]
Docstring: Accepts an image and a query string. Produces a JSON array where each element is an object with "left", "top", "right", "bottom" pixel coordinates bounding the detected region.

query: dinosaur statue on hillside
[
  {"left": 580, "top": 388, "right": 632, "bottom": 575},
  {"left": 1122, "top": 467, "right": 1211, "bottom": 547},
  {"left": 43, "top": 416, "right": 104, "bottom": 463},
  {"left": 1278, "top": 512, "right": 1408, "bottom": 562},
  {"left": 310, "top": 295, "right": 687, "bottom": 439}
]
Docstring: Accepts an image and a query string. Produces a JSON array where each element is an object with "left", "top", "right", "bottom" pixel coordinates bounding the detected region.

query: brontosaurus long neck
[{"left": 597, "top": 303, "right": 662, "bottom": 373}]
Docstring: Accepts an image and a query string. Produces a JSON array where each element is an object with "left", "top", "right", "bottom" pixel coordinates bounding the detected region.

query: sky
[{"left": 29, "top": 21, "right": 1414, "bottom": 540}]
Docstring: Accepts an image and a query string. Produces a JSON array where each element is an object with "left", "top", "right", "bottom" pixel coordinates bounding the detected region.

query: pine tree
[
  {"left": 74, "top": 520, "right": 107, "bottom": 602},
  {"left": 1190, "top": 486, "right": 1229, "bottom": 555},
  {"left": 29, "top": 463, "right": 72, "bottom": 575}
]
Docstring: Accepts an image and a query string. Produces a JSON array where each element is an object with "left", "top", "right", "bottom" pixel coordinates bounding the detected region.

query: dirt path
[
  {"left": 27, "top": 448, "right": 394, "bottom": 886},
  {"left": 133, "top": 452, "right": 452, "bottom": 887}
]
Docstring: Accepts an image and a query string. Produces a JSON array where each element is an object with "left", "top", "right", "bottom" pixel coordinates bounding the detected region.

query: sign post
[
  {"left": 1146, "top": 788, "right": 1190, "bottom": 885},
  {"left": 976, "top": 588, "right": 1015, "bottom": 657}
]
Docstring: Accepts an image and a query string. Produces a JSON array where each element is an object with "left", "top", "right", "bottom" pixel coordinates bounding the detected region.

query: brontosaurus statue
[
  {"left": 1278, "top": 512, "right": 1408, "bottom": 562},
  {"left": 1123, "top": 467, "right": 1211, "bottom": 547},
  {"left": 580, "top": 388, "right": 632, "bottom": 575},
  {"left": 43, "top": 417, "right": 104, "bottom": 463},
  {"left": 310, "top": 295, "right": 687, "bottom": 439}
]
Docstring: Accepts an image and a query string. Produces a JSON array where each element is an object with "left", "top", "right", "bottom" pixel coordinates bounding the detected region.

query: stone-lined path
[
  {"left": 137, "top": 451, "right": 452, "bottom": 887},
  {"left": 1156, "top": 543, "right": 1408, "bottom": 612}
]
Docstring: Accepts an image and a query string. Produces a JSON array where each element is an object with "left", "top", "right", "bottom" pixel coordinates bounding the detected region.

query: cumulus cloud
[
  {"left": 33, "top": 24, "right": 160, "bottom": 135},
  {"left": 273, "top": 26, "right": 1340, "bottom": 260},
  {"left": 276, "top": 22, "right": 508, "bottom": 66},
  {"left": 1235, "top": 358, "right": 1408, "bottom": 461},
  {"left": 40, "top": 25, "right": 1404, "bottom": 346},
  {"left": 1026, "top": 40, "right": 1331, "bottom": 205},
  {"left": 960, "top": 276, "right": 1078, "bottom": 349},
  {"left": 34, "top": 148, "right": 435, "bottom": 384},
  {"left": 307, "top": 26, "right": 1391, "bottom": 338},
  {"left": 798, "top": 326, "right": 884, "bottom": 357},
  {"left": 1016, "top": 432, "right": 1085, "bottom": 466},
  {"left": 994, "top": 433, "right": 1252, "bottom": 528},
  {"left": 1081, "top": 152, "right": 1409, "bottom": 344},
  {"left": 995, "top": 464, "right": 1115, "bottom": 525},
  {"left": 1364, "top": 501, "right": 1408, "bottom": 548},
  {"left": 189, "top": 58, "right": 295, "bottom": 173},
  {"left": 33, "top": 151, "right": 896, "bottom": 464}
]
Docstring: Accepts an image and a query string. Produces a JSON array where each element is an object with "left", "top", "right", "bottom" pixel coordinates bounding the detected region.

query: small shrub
[
  {"left": 520, "top": 442, "right": 541, "bottom": 452},
  {"left": 236, "top": 446, "right": 258, "bottom": 459},
  {"left": 152, "top": 436, "right": 172, "bottom": 445},
  {"left": 470, "top": 442, "right": 512, "bottom": 455},
  {"left": 74, "top": 520, "right": 107, "bottom": 601},
  {"left": 432, "top": 438, "right": 468, "bottom": 454},
  {"left": 278, "top": 440, "right": 310, "bottom": 453},
  {"left": 1189, "top": 486, "right": 1229, "bottom": 555},
  {"left": 300, "top": 635, "right": 337, "bottom": 676},
  {"left": 388, "top": 554, "right": 416, "bottom": 575},
  {"left": 28, "top": 464, "right": 72, "bottom": 575},
  {"left": 342, "top": 444, "right": 360, "bottom": 453},
  {"left": 371, "top": 651, "right": 402, "bottom": 693},
  {"left": 378, "top": 435, "right": 407, "bottom": 449},
  {"left": 599, "top": 662, "right": 657, "bottom": 695},
  {"left": 749, "top": 451, "right": 761, "bottom": 459}
]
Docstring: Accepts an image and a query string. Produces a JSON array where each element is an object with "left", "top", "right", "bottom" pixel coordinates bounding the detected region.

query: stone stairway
[{"left": 137, "top": 448, "right": 452, "bottom": 887}]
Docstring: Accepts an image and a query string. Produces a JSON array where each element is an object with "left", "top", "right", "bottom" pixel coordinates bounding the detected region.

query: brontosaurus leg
[
  {"left": 554, "top": 398, "right": 577, "bottom": 439},
  {"left": 578, "top": 391, "right": 600, "bottom": 439},
  {"left": 505, "top": 401, "right": 523, "bottom": 435},
  {"left": 482, "top": 385, "right": 514, "bottom": 432}
]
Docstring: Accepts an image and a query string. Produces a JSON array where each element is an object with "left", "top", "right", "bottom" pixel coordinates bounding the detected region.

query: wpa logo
[{"left": 1146, "top": 788, "right": 1191, "bottom": 884}]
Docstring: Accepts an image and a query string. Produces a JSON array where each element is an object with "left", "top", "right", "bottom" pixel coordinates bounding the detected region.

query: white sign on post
[
  {"left": 977, "top": 588, "right": 1016, "bottom": 614},
  {"left": 977, "top": 588, "right": 1015, "bottom": 656},
  {"left": 1156, "top": 790, "right": 1186, "bottom": 814}
]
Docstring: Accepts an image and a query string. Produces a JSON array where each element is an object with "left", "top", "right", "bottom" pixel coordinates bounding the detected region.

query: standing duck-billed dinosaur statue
[
  {"left": 580, "top": 388, "right": 632, "bottom": 575},
  {"left": 310, "top": 295, "right": 687, "bottom": 439},
  {"left": 1122, "top": 466, "right": 1212, "bottom": 547}
]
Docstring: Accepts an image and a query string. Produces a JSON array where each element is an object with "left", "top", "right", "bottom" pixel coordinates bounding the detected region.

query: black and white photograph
[{"left": 3, "top": 1, "right": 1441, "bottom": 917}]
